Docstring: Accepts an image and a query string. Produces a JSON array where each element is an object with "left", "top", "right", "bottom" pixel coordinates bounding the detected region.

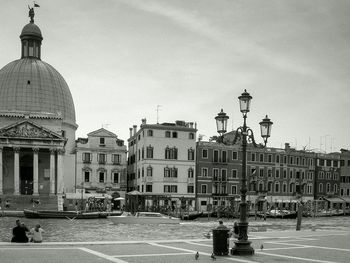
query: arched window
[
  {"left": 319, "top": 183, "right": 323, "bottom": 193},
  {"left": 165, "top": 147, "right": 178, "bottom": 159},
  {"left": 275, "top": 182, "right": 280, "bottom": 193},
  {"left": 188, "top": 168, "right": 194, "bottom": 178}
]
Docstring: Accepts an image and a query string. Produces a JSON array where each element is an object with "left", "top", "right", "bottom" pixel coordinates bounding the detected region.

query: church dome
[
  {"left": 0, "top": 8, "right": 76, "bottom": 127},
  {"left": 0, "top": 58, "right": 76, "bottom": 125}
]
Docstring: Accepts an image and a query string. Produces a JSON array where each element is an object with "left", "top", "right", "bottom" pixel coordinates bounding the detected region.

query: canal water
[{"left": 1, "top": 216, "right": 349, "bottom": 242}]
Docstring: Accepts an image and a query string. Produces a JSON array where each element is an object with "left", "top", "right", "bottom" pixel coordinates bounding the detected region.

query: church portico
[{"left": 0, "top": 120, "right": 66, "bottom": 197}]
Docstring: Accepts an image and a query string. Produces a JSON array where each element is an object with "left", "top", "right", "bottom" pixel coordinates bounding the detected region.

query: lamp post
[{"left": 215, "top": 89, "right": 273, "bottom": 255}]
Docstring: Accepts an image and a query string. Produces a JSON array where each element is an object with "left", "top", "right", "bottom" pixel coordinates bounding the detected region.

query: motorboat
[
  {"left": 23, "top": 209, "right": 108, "bottom": 219},
  {"left": 108, "top": 212, "right": 180, "bottom": 224}
]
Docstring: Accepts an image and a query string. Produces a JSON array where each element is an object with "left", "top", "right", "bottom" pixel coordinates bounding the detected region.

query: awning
[
  {"left": 340, "top": 197, "right": 350, "bottom": 203},
  {"left": 324, "top": 197, "right": 346, "bottom": 203}
]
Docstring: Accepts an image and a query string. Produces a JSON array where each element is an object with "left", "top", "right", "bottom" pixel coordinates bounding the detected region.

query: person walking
[
  {"left": 29, "top": 224, "right": 44, "bottom": 243},
  {"left": 11, "top": 219, "right": 29, "bottom": 243}
]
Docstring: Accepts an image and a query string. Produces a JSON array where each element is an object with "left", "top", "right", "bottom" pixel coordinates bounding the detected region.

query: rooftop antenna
[{"left": 156, "top": 105, "right": 162, "bottom": 124}]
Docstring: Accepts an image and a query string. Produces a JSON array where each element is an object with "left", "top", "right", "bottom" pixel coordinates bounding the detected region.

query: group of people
[{"left": 11, "top": 219, "right": 44, "bottom": 243}]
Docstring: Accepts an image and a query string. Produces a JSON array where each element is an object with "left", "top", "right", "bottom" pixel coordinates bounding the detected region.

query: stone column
[
  {"left": 49, "top": 149, "right": 56, "bottom": 195},
  {"left": 56, "top": 149, "right": 65, "bottom": 194},
  {"left": 33, "top": 147, "right": 39, "bottom": 196},
  {"left": 0, "top": 147, "right": 3, "bottom": 195},
  {"left": 14, "top": 147, "right": 20, "bottom": 195}
]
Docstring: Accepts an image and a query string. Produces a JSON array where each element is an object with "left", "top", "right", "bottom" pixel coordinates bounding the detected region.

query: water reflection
[{"left": 1, "top": 216, "right": 350, "bottom": 242}]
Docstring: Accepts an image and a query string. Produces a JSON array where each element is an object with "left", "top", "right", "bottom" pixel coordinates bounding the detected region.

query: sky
[{"left": 1, "top": 0, "right": 350, "bottom": 152}]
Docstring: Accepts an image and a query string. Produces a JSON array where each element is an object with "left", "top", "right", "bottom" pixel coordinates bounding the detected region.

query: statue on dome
[{"left": 28, "top": 5, "right": 35, "bottom": 23}]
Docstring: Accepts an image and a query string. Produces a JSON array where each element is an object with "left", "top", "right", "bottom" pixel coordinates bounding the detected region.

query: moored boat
[
  {"left": 108, "top": 212, "right": 180, "bottom": 224},
  {"left": 181, "top": 211, "right": 203, "bottom": 220},
  {"left": 23, "top": 209, "right": 107, "bottom": 219}
]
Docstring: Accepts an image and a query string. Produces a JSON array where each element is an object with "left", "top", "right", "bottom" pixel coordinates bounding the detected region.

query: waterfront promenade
[{"left": 1, "top": 230, "right": 349, "bottom": 263}]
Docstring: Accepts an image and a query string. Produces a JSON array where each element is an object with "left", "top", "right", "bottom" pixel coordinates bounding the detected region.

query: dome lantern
[{"left": 20, "top": 6, "right": 43, "bottom": 59}]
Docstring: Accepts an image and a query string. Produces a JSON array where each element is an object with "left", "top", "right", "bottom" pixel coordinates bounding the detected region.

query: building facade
[
  {"left": 196, "top": 141, "right": 316, "bottom": 213},
  {"left": 127, "top": 119, "right": 197, "bottom": 211},
  {"left": 75, "top": 128, "right": 127, "bottom": 196},
  {"left": 0, "top": 8, "right": 77, "bottom": 209}
]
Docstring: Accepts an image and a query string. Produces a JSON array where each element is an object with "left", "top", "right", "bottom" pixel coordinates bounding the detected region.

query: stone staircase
[{"left": 0, "top": 195, "right": 58, "bottom": 211}]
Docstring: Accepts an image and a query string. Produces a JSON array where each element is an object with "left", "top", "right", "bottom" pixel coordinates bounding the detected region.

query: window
[
  {"left": 232, "top": 151, "right": 238, "bottom": 160},
  {"left": 99, "top": 172, "right": 105, "bottom": 182},
  {"left": 283, "top": 170, "right": 287, "bottom": 179},
  {"left": 275, "top": 169, "right": 280, "bottom": 178},
  {"left": 165, "top": 131, "right": 171, "bottom": 138},
  {"left": 112, "top": 154, "right": 121, "bottom": 164},
  {"left": 221, "top": 169, "right": 227, "bottom": 181},
  {"left": 202, "top": 149, "right": 208, "bottom": 159},
  {"left": 188, "top": 168, "right": 194, "bottom": 178},
  {"left": 267, "top": 169, "right": 272, "bottom": 178},
  {"left": 283, "top": 183, "right": 287, "bottom": 193},
  {"left": 100, "top": 138, "right": 105, "bottom": 145},
  {"left": 142, "top": 148, "right": 144, "bottom": 159},
  {"left": 276, "top": 155, "right": 280, "bottom": 163},
  {"left": 275, "top": 182, "right": 280, "bottom": 193},
  {"left": 326, "top": 183, "right": 331, "bottom": 193},
  {"left": 259, "top": 154, "right": 264, "bottom": 162},
  {"left": 164, "top": 167, "right": 178, "bottom": 178},
  {"left": 201, "top": 184, "right": 207, "bottom": 194},
  {"left": 213, "top": 150, "right": 219, "bottom": 162},
  {"left": 146, "top": 146, "right": 154, "bottom": 158},
  {"left": 231, "top": 185, "right": 237, "bottom": 194},
  {"left": 319, "top": 183, "right": 323, "bottom": 193},
  {"left": 268, "top": 154, "right": 272, "bottom": 163},
  {"left": 188, "top": 149, "right": 195, "bottom": 160},
  {"left": 147, "top": 130, "right": 153, "bottom": 136},
  {"left": 326, "top": 160, "right": 332, "bottom": 167},
  {"left": 187, "top": 186, "right": 194, "bottom": 193},
  {"left": 84, "top": 171, "right": 90, "bottom": 182},
  {"left": 82, "top": 153, "right": 91, "bottom": 163},
  {"left": 289, "top": 183, "right": 294, "bottom": 193},
  {"left": 147, "top": 166, "right": 153, "bottom": 177},
  {"left": 202, "top": 168, "right": 208, "bottom": 177},
  {"left": 113, "top": 172, "right": 119, "bottom": 183},
  {"left": 232, "top": 169, "right": 238, "bottom": 179},
  {"left": 259, "top": 169, "right": 264, "bottom": 178},
  {"left": 165, "top": 147, "right": 178, "bottom": 159},
  {"left": 164, "top": 185, "right": 177, "bottom": 193},
  {"left": 98, "top": 153, "right": 106, "bottom": 164},
  {"left": 172, "top": 132, "right": 177, "bottom": 138},
  {"left": 146, "top": 185, "right": 152, "bottom": 192},
  {"left": 222, "top": 151, "right": 227, "bottom": 163},
  {"left": 251, "top": 153, "right": 256, "bottom": 162},
  {"left": 213, "top": 169, "right": 219, "bottom": 180},
  {"left": 142, "top": 168, "right": 144, "bottom": 177},
  {"left": 334, "top": 184, "right": 338, "bottom": 193},
  {"left": 319, "top": 159, "right": 325, "bottom": 166},
  {"left": 189, "top": 133, "right": 195, "bottom": 139}
]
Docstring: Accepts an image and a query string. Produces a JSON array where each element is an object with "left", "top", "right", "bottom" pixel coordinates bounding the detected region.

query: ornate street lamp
[{"left": 215, "top": 89, "right": 273, "bottom": 255}]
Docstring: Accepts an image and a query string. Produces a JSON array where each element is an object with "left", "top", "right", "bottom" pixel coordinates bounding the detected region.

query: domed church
[{"left": 0, "top": 7, "right": 77, "bottom": 209}]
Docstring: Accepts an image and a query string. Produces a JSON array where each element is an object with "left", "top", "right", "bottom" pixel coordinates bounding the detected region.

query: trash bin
[{"left": 212, "top": 228, "right": 230, "bottom": 256}]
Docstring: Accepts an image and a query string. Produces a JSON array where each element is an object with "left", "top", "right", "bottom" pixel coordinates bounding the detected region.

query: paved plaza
[{"left": 0, "top": 230, "right": 349, "bottom": 263}]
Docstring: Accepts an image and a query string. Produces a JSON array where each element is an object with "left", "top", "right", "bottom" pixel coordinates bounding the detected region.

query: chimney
[
  {"left": 133, "top": 125, "right": 137, "bottom": 136},
  {"left": 141, "top": 118, "right": 147, "bottom": 125},
  {"left": 285, "top": 143, "right": 290, "bottom": 150},
  {"left": 129, "top": 128, "right": 133, "bottom": 138},
  {"left": 189, "top": 122, "right": 193, "bottom": 128}
]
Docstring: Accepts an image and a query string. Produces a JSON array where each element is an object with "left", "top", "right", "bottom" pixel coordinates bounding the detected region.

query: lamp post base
[{"left": 231, "top": 240, "right": 255, "bottom": 256}]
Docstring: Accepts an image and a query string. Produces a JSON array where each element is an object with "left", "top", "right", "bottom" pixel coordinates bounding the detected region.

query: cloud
[{"left": 118, "top": 0, "right": 316, "bottom": 77}]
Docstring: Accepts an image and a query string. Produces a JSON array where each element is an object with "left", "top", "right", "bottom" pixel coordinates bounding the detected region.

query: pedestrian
[
  {"left": 29, "top": 224, "right": 44, "bottom": 243},
  {"left": 217, "top": 220, "right": 228, "bottom": 229},
  {"left": 11, "top": 219, "right": 29, "bottom": 243}
]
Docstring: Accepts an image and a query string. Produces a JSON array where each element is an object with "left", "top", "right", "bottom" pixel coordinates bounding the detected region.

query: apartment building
[
  {"left": 75, "top": 128, "right": 127, "bottom": 195},
  {"left": 127, "top": 119, "right": 197, "bottom": 211}
]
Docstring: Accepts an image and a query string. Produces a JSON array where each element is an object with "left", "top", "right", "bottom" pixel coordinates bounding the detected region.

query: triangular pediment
[
  {"left": 88, "top": 128, "right": 117, "bottom": 138},
  {"left": 0, "top": 120, "right": 64, "bottom": 140}
]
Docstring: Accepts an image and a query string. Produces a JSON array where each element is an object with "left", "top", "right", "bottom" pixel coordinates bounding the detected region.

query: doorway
[{"left": 20, "top": 166, "right": 33, "bottom": 195}]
